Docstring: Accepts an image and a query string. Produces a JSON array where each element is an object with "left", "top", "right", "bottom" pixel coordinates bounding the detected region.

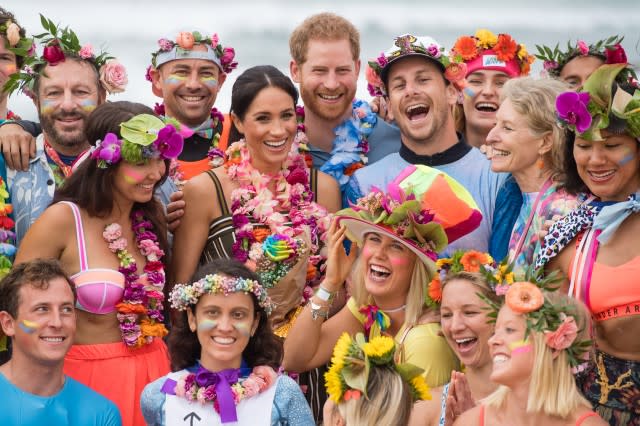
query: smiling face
[
  {"left": 233, "top": 86, "right": 297, "bottom": 173},
  {"left": 360, "top": 232, "right": 417, "bottom": 307},
  {"left": 462, "top": 70, "right": 510, "bottom": 138},
  {"left": 0, "top": 36, "right": 17, "bottom": 101},
  {"left": 488, "top": 305, "right": 534, "bottom": 387},
  {"left": 440, "top": 278, "right": 494, "bottom": 369},
  {"left": 188, "top": 292, "right": 259, "bottom": 372},
  {"left": 112, "top": 159, "right": 167, "bottom": 205},
  {"left": 291, "top": 38, "right": 359, "bottom": 123},
  {"left": 0, "top": 278, "right": 76, "bottom": 367},
  {"left": 559, "top": 55, "right": 604, "bottom": 91},
  {"left": 573, "top": 130, "right": 640, "bottom": 201},
  {"left": 386, "top": 56, "right": 457, "bottom": 150}
]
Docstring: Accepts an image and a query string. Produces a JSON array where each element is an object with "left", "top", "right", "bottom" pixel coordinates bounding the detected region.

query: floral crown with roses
[
  {"left": 0, "top": 15, "right": 33, "bottom": 68},
  {"left": 148, "top": 30, "right": 237, "bottom": 77},
  {"left": 325, "top": 332, "right": 431, "bottom": 404},
  {"left": 91, "top": 114, "right": 185, "bottom": 168},
  {"left": 555, "top": 63, "right": 640, "bottom": 141},
  {"left": 534, "top": 35, "right": 629, "bottom": 78},
  {"left": 4, "top": 14, "right": 127, "bottom": 97},
  {"left": 451, "top": 29, "right": 534, "bottom": 77},
  {"left": 366, "top": 34, "right": 467, "bottom": 97},
  {"left": 169, "top": 273, "right": 275, "bottom": 316}
]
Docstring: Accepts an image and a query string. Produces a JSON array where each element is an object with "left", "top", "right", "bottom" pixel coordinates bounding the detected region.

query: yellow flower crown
[{"left": 325, "top": 332, "right": 431, "bottom": 404}]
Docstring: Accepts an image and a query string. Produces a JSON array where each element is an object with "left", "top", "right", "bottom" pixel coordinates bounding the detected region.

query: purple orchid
[
  {"left": 556, "top": 91, "right": 592, "bottom": 133},
  {"left": 91, "top": 132, "right": 122, "bottom": 167},
  {"left": 154, "top": 125, "right": 184, "bottom": 159}
]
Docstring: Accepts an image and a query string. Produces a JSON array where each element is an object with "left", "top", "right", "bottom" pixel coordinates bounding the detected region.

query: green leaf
[
  {"left": 342, "top": 363, "right": 368, "bottom": 398},
  {"left": 395, "top": 362, "right": 424, "bottom": 381}
]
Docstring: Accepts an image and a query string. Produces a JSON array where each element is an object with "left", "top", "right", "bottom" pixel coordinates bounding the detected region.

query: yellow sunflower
[
  {"left": 324, "top": 368, "right": 345, "bottom": 403},
  {"left": 475, "top": 29, "right": 497, "bottom": 48},
  {"left": 411, "top": 376, "right": 432, "bottom": 401},
  {"left": 363, "top": 335, "right": 395, "bottom": 364},
  {"left": 330, "top": 332, "right": 353, "bottom": 370}
]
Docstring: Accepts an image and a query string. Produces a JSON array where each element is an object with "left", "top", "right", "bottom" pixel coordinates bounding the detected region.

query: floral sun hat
[
  {"left": 451, "top": 29, "right": 534, "bottom": 78},
  {"left": 555, "top": 63, "right": 640, "bottom": 141},
  {"left": 365, "top": 34, "right": 467, "bottom": 96},
  {"left": 534, "top": 35, "right": 627, "bottom": 78},
  {"left": 148, "top": 30, "right": 237, "bottom": 77},
  {"left": 325, "top": 332, "right": 431, "bottom": 404},
  {"left": 336, "top": 164, "right": 482, "bottom": 275},
  {"left": 4, "top": 14, "right": 127, "bottom": 97}
]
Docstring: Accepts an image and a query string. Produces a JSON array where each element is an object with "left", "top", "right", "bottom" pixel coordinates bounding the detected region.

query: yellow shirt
[{"left": 347, "top": 297, "right": 459, "bottom": 388}]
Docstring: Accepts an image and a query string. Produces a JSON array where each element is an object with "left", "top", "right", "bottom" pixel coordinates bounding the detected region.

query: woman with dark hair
[
  {"left": 141, "top": 259, "right": 313, "bottom": 425},
  {"left": 14, "top": 101, "right": 184, "bottom": 426},
  {"left": 172, "top": 65, "right": 340, "bottom": 335},
  {"left": 535, "top": 64, "right": 640, "bottom": 426}
]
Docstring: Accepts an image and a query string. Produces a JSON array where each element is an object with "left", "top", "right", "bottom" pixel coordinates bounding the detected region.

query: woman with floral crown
[
  {"left": 454, "top": 276, "right": 606, "bottom": 426},
  {"left": 171, "top": 65, "right": 340, "bottom": 336},
  {"left": 535, "top": 63, "right": 640, "bottom": 426},
  {"left": 284, "top": 164, "right": 484, "bottom": 388},
  {"left": 141, "top": 259, "right": 314, "bottom": 425},
  {"left": 14, "top": 101, "right": 183, "bottom": 426}
]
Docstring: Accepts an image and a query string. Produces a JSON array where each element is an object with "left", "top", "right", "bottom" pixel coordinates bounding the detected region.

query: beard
[
  {"left": 299, "top": 83, "right": 355, "bottom": 122},
  {"left": 39, "top": 108, "right": 89, "bottom": 151}
]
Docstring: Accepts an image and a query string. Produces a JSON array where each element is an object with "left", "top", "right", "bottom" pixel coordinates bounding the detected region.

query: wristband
[
  {"left": 315, "top": 285, "right": 334, "bottom": 302},
  {"left": 310, "top": 301, "right": 329, "bottom": 321}
]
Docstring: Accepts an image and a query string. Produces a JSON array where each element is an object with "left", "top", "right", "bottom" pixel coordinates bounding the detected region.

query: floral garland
[
  {"left": 295, "top": 100, "right": 376, "bottom": 189},
  {"left": 0, "top": 177, "right": 16, "bottom": 279},
  {"left": 225, "top": 139, "right": 330, "bottom": 291},
  {"left": 103, "top": 210, "right": 168, "bottom": 348},
  {"left": 150, "top": 31, "right": 237, "bottom": 74}
]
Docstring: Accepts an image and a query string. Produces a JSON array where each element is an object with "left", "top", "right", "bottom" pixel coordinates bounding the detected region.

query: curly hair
[
  {"left": 168, "top": 259, "right": 283, "bottom": 371},
  {"left": 289, "top": 12, "right": 360, "bottom": 65}
]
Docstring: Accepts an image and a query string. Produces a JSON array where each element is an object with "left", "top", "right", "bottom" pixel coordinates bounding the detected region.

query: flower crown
[
  {"left": 482, "top": 268, "right": 592, "bottom": 368},
  {"left": 366, "top": 34, "right": 466, "bottom": 97},
  {"left": 555, "top": 63, "right": 640, "bottom": 141},
  {"left": 0, "top": 18, "right": 33, "bottom": 64},
  {"left": 91, "top": 114, "right": 185, "bottom": 168},
  {"left": 325, "top": 332, "right": 431, "bottom": 404},
  {"left": 149, "top": 31, "right": 237, "bottom": 75},
  {"left": 169, "top": 273, "right": 274, "bottom": 316},
  {"left": 534, "top": 35, "right": 627, "bottom": 78},
  {"left": 4, "top": 14, "right": 127, "bottom": 96},
  {"left": 451, "top": 29, "right": 534, "bottom": 77}
]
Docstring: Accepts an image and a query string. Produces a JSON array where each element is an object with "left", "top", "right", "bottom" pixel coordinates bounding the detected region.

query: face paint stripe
[
  {"left": 233, "top": 322, "right": 251, "bottom": 337},
  {"left": 197, "top": 319, "right": 217, "bottom": 331},
  {"left": 509, "top": 339, "right": 532, "bottom": 355},
  {"left": 19, "top": 319, "right": 39, "bottom": 334}
]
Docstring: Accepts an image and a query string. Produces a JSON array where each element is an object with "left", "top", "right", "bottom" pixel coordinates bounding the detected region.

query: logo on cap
[{"left": 482, "top": 55, "right": 506, "bottom": 68}]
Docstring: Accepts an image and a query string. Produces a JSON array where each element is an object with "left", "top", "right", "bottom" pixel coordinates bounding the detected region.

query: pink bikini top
[{"left": 62, "top": 202, "right": 125, "bottom": 315}]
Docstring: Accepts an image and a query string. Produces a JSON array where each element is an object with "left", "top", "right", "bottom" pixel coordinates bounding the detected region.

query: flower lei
[
  {"left": 325, "top": 332, "right": 430, "bottom": 404},
  {"left": 225, "top": 139, "right": 330, "bottom": 291},
  {"left": 0, "top": 177, "right": 16, "bottom": 279},
  {"left": 295, "top": 100, "right": 376, "bottom": 189},
  {"left": 102, "top": 211, "right": 168, "bottom": 348}
]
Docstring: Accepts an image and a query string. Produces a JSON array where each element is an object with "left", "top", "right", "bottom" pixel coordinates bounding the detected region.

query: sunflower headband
[
  {"left": 169, "top": 273, "right": 274, "bottom": 316},
  {"left": 4, "top": 14, "right": 127, "bottom": 96},
  {"left": 91, "top": 114, "right": 185, "bottom": 168},
  {"left": 325, "top": 332, "right": 431, "bottom": 404}
]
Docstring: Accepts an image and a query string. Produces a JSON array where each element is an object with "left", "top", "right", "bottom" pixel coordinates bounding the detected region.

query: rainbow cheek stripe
[
  {"left": 121, "top": 165, "right": 146, "bottom": 184},
  {"left": 165, "top": 74, "right": 187, "bottom": 85},
  {"left": 197, "top": 319, "right": 218, "bottom": 331},
  {"left": 233, "top": 322, "right": 251, "bottom": 337},
  {"left": 618, "top": 153, "right": 635, "bottom": 167},
  {"left": 41, "top": 100, "right": 57, "bottom": 115},
  {"left": 19, "top": 319, "right": 40, "bottom": 334},
  {"left": 463, "top": 88, "right": 476, "bottom": 98},
  {"left": 509, "top": 340, "right": 532, "bottom": 356},
  {"left": 80, "top": 99, "right": 97, "bottom": 113},
  {"left": 200, "top": 76, "right": 218, "bottom": 88}
]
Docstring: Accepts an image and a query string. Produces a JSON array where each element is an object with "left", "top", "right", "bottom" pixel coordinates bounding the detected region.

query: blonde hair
[
  {"left": 500, "top": 77, "right": 570, "bottom": 181},
  {"left": 289, "top": 12, "right": 360, "bottom": 65},
  {"left": 335, "top": 365, "right": 413, "bottom": 426},
  {"left": 483, "top": 292, "right": 593, "bottom": 418}
]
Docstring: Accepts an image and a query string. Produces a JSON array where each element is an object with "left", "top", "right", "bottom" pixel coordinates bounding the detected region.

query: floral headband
[
  {"left": 4, "top": 14, "right": 127, "bottom": 96},
  {"left": 366, "top": 34, "right": 466, "bottom": 97},
  {"left": 91, "top": 114, "right": 185, "bottom": 168},
  {"left": 556, "top": 63, "right": 640, "bottom": 141},
  {"left": 451, "top": 29, "right": 534, "bottom": 77},
  {"left": 0, "top": 18, "right": 33, "bottom": 64},
  {"left": 534, "top": 35, "right": 627, "bottom": 78},
  {"left": 169, "top": 273, "right": 274, "bottom": 316},
  {"left": 325, "top": 332, "right": 430, "bottom": 404},
  {"left": 149, "top": 31, "right": 237, "bottom": 76}
]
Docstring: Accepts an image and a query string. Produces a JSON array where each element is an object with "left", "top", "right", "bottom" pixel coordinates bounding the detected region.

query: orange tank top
[{"left": 176, "top": 114, "right": 231, "bottom": 181}]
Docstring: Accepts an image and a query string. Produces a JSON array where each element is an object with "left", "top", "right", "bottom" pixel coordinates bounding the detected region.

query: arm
[
  {"left": 170, "top": 173, "right": 217, "bottom": 284},
  {"left": 0, "top": 121, "right": 38, "bottom": 171},
  {"left": 271, "top": 376, "right": 315, "bottom": 426},
  {"left": 102, "top": 401, "right": 124, "bottom": 426},
  {"left": 316, "top": 171, "right": 341, "bottom": 213},
  {"left": 14, "top": 203, "right": 71, "bottom": 265},
  {"left": 140, "top": 376, "right": 166, "bottom": 426}
]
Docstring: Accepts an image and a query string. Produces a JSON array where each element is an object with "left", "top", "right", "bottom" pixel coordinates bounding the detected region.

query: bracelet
[
  {"left": 309, "top": 301, "right": 329, "bottom": 321},
  {"left": 315, "top": 285, "right": 335, "bottom": 302}
]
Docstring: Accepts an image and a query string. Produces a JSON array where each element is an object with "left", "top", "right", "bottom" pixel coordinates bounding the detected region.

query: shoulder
[
  {"left": 183, "top": 170, "right": 218, "bottom": 198},
  {"left": 274, "top": 374, "right": 302, "bottom": 395},
  {"left": 273, "top": 375, "right": 315, "bottom": 425},
  {"left": 64, "top": 377, "right": 121, "bottom": 417},
  {"left": 34, "top": 202, "right": 76, "bottom": 229},
  {"left": 408, "top": 388, "right": 443, "bottom": 426},
  {"left": 140, "top": 374, "right": 173, "bottom": 426}
]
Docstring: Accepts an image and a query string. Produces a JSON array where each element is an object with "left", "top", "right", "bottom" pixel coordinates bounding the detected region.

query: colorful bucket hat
[
  {"left": 336, "top": 164, "right": 482, "bottom": 272},
  {"left": 366, "top": 34, "right": 466, "bottom": 97},
  {"left": 451, "top": 29, "right": 534, "bottom": 78},
  {"left": 555, "top": 63, "right": 640, "bottom": 141}
]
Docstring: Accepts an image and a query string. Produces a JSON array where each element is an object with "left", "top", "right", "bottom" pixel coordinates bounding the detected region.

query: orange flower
[
  {"left": 428, "top": 276, "right": 442, "bottom": 303},
  {"left": 444, "top": 62, "right": 468, "bottom": 87},
  {"left": 176, "top": 32, "right": 195, "bottom": 49},
  {"left": 494, "top": 34, "right": 518, "bottom": 62},
  {"left": 520, "top": 54, "right": 535, "bottom": 76},
  {"left": 505, "top": 282, "right": 544, "bottom": 313},
  {"left": 453, "top": 36, "right": 479, "bottom": 61},
  {"left": 117, "top": 303, "right": 147, "bottom": 314},
  {"left": 253, "top": 227, "right": 270, "bottom": 242},
  {"left": 140, "top": 319, "right": 168, "bottom": 338},
  {"left": 459, "top": 251, "right": 490, "bottom": 272},
  {"left": 344, "top": 162, "right": 364, "bottom": 176},
  {"left": 306, "top": 263, "right": 317, "bottom": 281}
]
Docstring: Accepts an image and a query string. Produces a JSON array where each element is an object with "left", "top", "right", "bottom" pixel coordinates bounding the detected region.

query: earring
[{"left": 536, "top": 157, "right": 545, "bottom": 169}]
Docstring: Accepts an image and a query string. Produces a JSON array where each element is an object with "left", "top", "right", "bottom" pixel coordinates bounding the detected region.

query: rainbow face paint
[
  {"left": 80, "top": 99, "right": 97, "bottom": 113},
  {"left": 463, "top": 87, "right": 476, "bottom": 99},
  {"left": 40, "top": 99, "right": 57, "bottom": 115},
  {"left": 19, "top": 319, "right": 40, "bottom": 334},
  {"left": 197, "top": 319, "right": 218, "bottom": 331},
  {"left": 200, "top": 76, "right": 218, "bottom": 87},
  {"left": 165, "top": 74, "right": 187, "bottom": 85},
  {"left": 233, "top": 322, "right": 252, "bottom": 337},
  {"left": 509, "top": 339, "right": 532, "bottom": 356},
  {"left": 120, "top": 164, "right": 146, "bottom": 184},
  {"left": 618, "top": 151, "right": 635, "bottom": 167}
]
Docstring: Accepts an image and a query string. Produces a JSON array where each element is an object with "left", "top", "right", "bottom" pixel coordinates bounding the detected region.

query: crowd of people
[{"left": 0, "top": 6, "right": 638, "bottom": 426}]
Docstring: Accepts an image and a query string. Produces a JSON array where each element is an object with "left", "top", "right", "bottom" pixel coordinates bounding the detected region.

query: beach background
[{"left": 5, "top": 0, "right": 640, "bottom": 120}]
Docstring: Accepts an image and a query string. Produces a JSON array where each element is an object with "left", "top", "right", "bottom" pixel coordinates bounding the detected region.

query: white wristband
[{"left": 315, "top": 285, "right": 334, "bottom": 302}]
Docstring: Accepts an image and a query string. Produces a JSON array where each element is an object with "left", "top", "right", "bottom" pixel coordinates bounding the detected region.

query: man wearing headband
[
  {"left": 347, "top": 34, "right": 506, "bottom": 254},
  {"left": 0, "top": 259, "right": 121, "bottom": 426}
]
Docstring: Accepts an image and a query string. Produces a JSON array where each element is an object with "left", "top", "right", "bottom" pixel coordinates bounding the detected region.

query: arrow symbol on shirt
[{"left": 184, "top": 412, "right": 201, "bottom": 425}]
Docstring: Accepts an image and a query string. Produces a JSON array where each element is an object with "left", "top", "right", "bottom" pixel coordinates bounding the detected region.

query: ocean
[{"left": 5, "top": 0, "right": 640, "bottom": 120}]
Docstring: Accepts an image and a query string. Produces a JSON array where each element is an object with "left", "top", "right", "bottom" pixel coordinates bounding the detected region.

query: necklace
[
  {"left": 296, "top": 99, "right": 377, "bottom": 188},
  {"left": 381, "top": 304, "right": 407, "bottom": 313},
  {"left": 102, "top": 210, "right": 168, "bottom": 348}
]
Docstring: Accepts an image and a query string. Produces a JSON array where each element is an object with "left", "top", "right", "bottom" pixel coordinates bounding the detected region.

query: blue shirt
[{"left": 0, "top": 372, "right": 121, "bottom": 426}]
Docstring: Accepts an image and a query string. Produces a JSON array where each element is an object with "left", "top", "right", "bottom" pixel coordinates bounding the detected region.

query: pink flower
[
  {"left": 139, "top": 239, "right": 159, "bottom": 256},
  {"left": 242, "top": 377, "right": 260, "bottom": 397},
  {"left": 109, "top": 237, "right": 127, "bottom": 252},
  {"left": 158, "top": 38, "right": 173, "bottom": 51},
  {"left": 103, "top": 223, "right": 123, "bottom": 240},
  {"left": 79, "top": 44, "right": 93, "bottom": 59},
  {"left": 543, "top": 60, "right": 558, "bottom": 71},
  {"left": 220, "top": 47, "right": 235, "bottom": 66},
  {"left": 544, "top": 315, "right": 578, "bottom": 351},
  {"left": 577, "top": 40, "right": 589, "bottom": 55},
  {"left": 211, "top": 33, "right": 219, "bottom": 49},
  {"left": 176, "top": 32, "right": 195, "bottom": 50},
  {"left": 495, "top": 284, "right": 510, "bottom": 296},
  {"left": 99, "top": 60, "right": 128, "bottom": 94},
  {"left": 427, "top": 44, "right": 441, "bottom": 58},
  {"left": 605, "top": 43, "right": 627, "bottom": 65},
  {"left": 376, "top": 53, "right": 388, "bottom": 67},
  {"left": 27, "top": 42, "right": 36, "bottom": 57},
  {"left": 175, "top": 379, "right": 186, "bottom": 397},
  {"left": 6, "top": 23, "right": 20, "bottom": 47},
  {"left": 252, "top": 366, "right": 277, "bottom": 391},
  {"left": 144, "top": 65, "right": 153, "bottom": 82},
  {"left": 43, "top": 42, "right": 65, "bottom": 65}
]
